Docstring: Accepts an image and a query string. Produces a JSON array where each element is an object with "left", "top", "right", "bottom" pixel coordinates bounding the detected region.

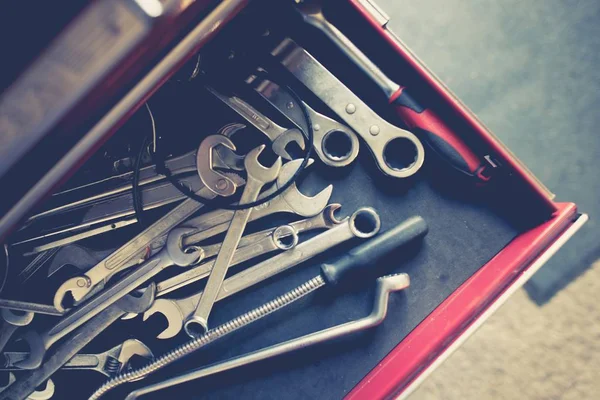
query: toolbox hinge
[{"left": 355, "top": 0, "right": 390, "bottom": 27}]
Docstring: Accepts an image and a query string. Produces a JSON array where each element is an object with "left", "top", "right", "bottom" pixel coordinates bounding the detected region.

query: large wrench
[
  {"left": 182, "top": 158, "right": 333, "bottom": 247},
  {"left": 206, "top": 85, "right": 305, "bottom": 160},
  {"left": 17, "top": 228, "right": 200, "bottom": 370},
  {"left": 52, "top": 136, "right": 244, "bottom": 311},
  {"left": 186, "top": 145, "right": 282, "bottom": 335},
  {"left": 1, "top": 339, "right": 153, "bottom": 377},
  {"left": 247, "top": 74, "right": 359, "bottom": 168},
  {"left": 272, "top": 38, "right": 425, "bottom": 178},
  {"left": 148, "top": 207, "right": 379, "bottom": 339},
  {"left": 1, "top": 286, "right": 156, "bottom": 399}
]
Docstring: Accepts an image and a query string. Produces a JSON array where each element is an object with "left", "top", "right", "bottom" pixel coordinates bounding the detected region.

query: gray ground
[{"left": 377, "top": 0, "right": 600, "bottom": 398}]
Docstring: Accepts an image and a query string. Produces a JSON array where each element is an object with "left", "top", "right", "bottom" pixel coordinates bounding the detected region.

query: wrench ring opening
[
  {"left": 349, "top": 208, "right": 381, "bottom": 238},
  {"left": 322, "top": 130, "right": 354, "bottom": 161},
  {"left": 383, "top": 137, "right": 423, "bottom": 174},
  {"left": 184, "top": 316, "right": 208, "bottom": 338},
  {"left": 272, "top": 225, "right": 299, "bottom": 250}
]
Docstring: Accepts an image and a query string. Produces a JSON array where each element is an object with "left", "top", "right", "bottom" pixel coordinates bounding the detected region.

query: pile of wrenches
[{"left": 0, "top": 9, "right": 447, "bottom": 397}]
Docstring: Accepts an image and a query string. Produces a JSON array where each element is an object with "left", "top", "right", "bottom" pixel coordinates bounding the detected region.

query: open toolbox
[{"left": 0, "top": 0, "right": 587, "bottom": 399}]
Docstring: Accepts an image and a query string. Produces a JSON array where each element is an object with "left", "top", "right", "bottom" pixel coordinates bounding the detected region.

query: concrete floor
[{"left": 376, "top": 0, "right": 600, "bottom": 398}]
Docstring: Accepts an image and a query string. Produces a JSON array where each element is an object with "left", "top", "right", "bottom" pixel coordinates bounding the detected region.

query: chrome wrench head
[
  {"left": 142, "top": 299, "right": 186, "bottom": 340},
  {"left": 244, "top": 145, "right": 283, "bottom": 185},
  {"left": 104, "top": 339, "right": 153, "bottom": 376},
  {"left": 213, "top": 123, "right": 246, "bottom": 171},
  {"left": 1, "top": 309, "right": 34, "bottom": 327},
  {"left": 271, "top": 128, "right": 306, "bottom": 160},
  {"left": 197, "top": 135, "right": 239, "bottom": 197}
]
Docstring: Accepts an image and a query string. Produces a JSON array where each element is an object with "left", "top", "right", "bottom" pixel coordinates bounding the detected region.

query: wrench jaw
[
  {"left": 321, "top": 203, "right": 344, "bottom": 227},
  {"left": 166, "top": 228, "right": 203, "bottom": 267},
  {"left": 271, "top": 128, "right": 306, "bottom": 160},
  {"left": 244, "top": 145, "right": 283, "bottom": 183},
  {"left": 113, "top": 339, "right": 154, "bottom": 375},
  {"left": 143, "top": 299, "right": 185, "bottom": 340},
  {"left": 276, "top": 159, "right": 334, "bottom": 216},
  {"left": 13, "top": 330, "right": 45, "bottom": 370},
  {"left": 197, "top": 135, "right": 239, "bottom": 197},
  {"left": 1, "top": 309, "right": 34, "bottom": 327},
  {"left": 53, "top": 276, "right": 92, "bottom": 312}
]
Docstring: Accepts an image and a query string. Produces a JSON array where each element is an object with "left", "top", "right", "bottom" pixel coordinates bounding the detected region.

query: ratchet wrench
[{"left": 272, "top": 38, "right": 425, "bottom": 179}]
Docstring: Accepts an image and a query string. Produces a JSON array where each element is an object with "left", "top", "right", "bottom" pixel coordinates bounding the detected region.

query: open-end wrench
[
  {"left": 2, "top": 286, "right": 156, "bottom": 399},
  {"left": 206, "top": 85, "right": 306, "bottom": 160},
  {"left": 247, "top": 74, "right": 359, "bottom": 168},
  {"left": 186, "top": 145, "right": 282, "bottom": 335},
  {"left": 0, "top": 309, "right": 34, "bottom": 353},
  {"left": 272, "top": 38, "right": 425, "bottom": 179},
  {"left": 1, "top": 339, "right": 153, "bottom": 377},
  {"left": 182, "top": 158, "right": 333, "bottom": 247},
  {"left": 147, "top": 206, "right": 378, "bottom": 339},
  {"left": 0, "top": 374, "right": 54, "bottom": 400},
  {"left": 17, "top": 229, "right": 199, "bottom": 370},
  {"left": 52, "top": 137, "right": 244, "bottom": 312}
]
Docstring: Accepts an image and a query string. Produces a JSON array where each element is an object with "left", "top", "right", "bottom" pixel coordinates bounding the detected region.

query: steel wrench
[
  {"left": 2, "top": 286, "right": 156, "bottom": 398},
  {"left": 186, "top": 145, "right": 282, "bottom": 335},
  {"left": 17, "top": 229, "right": 199, "bottom": 370},
  {"left": 247, "top": 74, "right": 359, "bottom": 167},
  {"left": 182, "top": 158, "right": 333, "bottom": 247},
  {"left": 52, "top": 136, "right": 244, "bottom": 312},
  {"left": 1, "top": 339, "right": 153, "bottom": 377},
  {"left": 206, "top": 85, "right": 305, "bottom": 160},
  {"left": 272, "top": 38, "right": 425, "bottom": 178},
  {"left": 0, "top": 301, "right": 62, "bottom": 317},
  {"left": 148, "top": 206, "right": 379, "bottom": 339},
  {"left": 0, "top": 309, "right": 34, "bottom": 353},
  {"left": 0, "top": 374, "right": 53, "bottom": 400}
]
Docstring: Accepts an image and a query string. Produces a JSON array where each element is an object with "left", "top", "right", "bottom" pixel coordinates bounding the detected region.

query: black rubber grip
[{"left": 320, "top": 216, "right": 428, "bottom": 286}]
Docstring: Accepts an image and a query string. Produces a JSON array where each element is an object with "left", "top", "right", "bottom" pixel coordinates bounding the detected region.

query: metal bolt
[
  {"left": 216, "top": 179, "right": 228, "bottom": 190},
  {"left": 77, "top": 279, "right": 87, "bottom": 288},
  {"left": 313, "top": 124, "right": 321, "bottom": 131},
  {"left": 369, "top": 125, "right": 380, "bottom": 136},
  {"left": 345, "top": 103, "right": 356, "bottom": 114}
]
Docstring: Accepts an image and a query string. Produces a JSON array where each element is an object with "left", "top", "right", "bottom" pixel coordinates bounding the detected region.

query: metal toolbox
[{"left": 0, "top": 0, "right": 586, "bottom": 399}]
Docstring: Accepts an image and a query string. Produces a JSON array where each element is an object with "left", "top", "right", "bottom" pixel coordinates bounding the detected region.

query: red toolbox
[{"left": 0, "top": 0, "right": 586, "bottom": 399}]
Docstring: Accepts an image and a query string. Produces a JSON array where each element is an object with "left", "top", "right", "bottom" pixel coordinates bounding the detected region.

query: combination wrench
[
  {"left": 146, "top": 206, "right": 379, "bottom": 339},
  {"left": 0, "top": 286, "right": 156, "bottom": 399},
  {"left": 1, "top": 339, "right": 153, "bottom": 377},
  {"left": 52, "top": 136, "right": 244, "bottom": 312},
  {"left": 272, "top": 38, "right": 425, "bottom": 178},
  {"left": 187, "top": 144, "right": 282, "bottom": 335},
  {"left": 247, "top": 74, "right": 359, "bottom": 168},
  {"left": 206, "top": 85, "right": 306, "bottom": 160},
  {"left": 16, "top": 227, "right": 200, "bottom": 370}
]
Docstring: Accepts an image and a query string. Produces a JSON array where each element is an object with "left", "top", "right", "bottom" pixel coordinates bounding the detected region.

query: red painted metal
[
  {"left": 347, "top": 0, "right": 556, "bottom": 212},
  {"left": 346, "top": 202, "right": 578, "bottom": 400}
]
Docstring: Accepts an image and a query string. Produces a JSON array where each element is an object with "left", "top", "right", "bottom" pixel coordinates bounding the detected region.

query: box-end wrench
[
  {"left": 247, "top": 74, "right": 359, "bottom": 168},
  {"left": 90, "top": 216, "right": 428, "bottom": 400},
  {"left": 1, "top": 339, "right": 153, "bottom": 377},
  {"left": 0, "top": 373, "right": 53, "bottom": 400},
  {"left": 187, "top": 145, "right": 282, "bottom": 335},
  {"left": 16, "top": 228, "right": 200, "bottom": 370},
  {"left": 0, "top": 309, "right": 34, "bottom": 353},
  {"left": 206, "top": 85, "right": 306, "bottom": 160},
  {"left": 294, "top": 2, "right": 493, "bottom": 181},
  {"left": 147, "top": 207, "right": 379, "bottom": 339},
  {"left": 52, "top": 136, "right": 243, "bottom": 312},
  {"left": 125, "top": 274, "right": 411, "bottom": 400},
  {"left": 182, "top": 158, "right": 333, "bottom": 247},
  {"left": 1, "top": 286, "right": 156, "bottom": 399},
  {"left": 272, "top": 38, "right": 425, "bottom": 179}
]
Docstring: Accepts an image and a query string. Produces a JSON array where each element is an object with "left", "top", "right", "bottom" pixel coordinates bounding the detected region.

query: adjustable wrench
[
  {"left": 146, "top": 206, "right": 379, "bottom": 339},
  {"left": 17, "top": 229, "right": 200, "bottom": 370},
  {"left": 52, "top": 136, "right": 244, "bottom": 311},
  {"left": 1, "top": 286, "right": 156, "bottom": 399},
  {"left": 187, "top": 145, "right": 281, "bottom": 335},
  {"left": 1, "top": 339, "right": 153, "bottom": 377},
  {"left": 182, "top": 158, "right": 333, "bottom": 247},
  {"left": 247, "top": 74, "right": 359, "bottom": 168},
  {"left": 272, "top": 38, "right": 425, "bottom": 179},
  {"left": 206, "top": 85, "right": 305, "bottom": 160},
  {"left": 0, "top": 309, "right": 34, "bottom": 353}
]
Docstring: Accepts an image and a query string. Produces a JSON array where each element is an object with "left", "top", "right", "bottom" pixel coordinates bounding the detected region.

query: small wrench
[
  {"left": 1, "top": 339, "right": 153, "bottom": 377},
  {"left": 17, "top": 228, "right": 199, "bottom": 370},
  {"left": 0, "top": 374, "right": 54, "bottom": 400},
  {"left": 0, "top": 309, "right": 34, "bottom": 353},
  {"left": 2, "top": 286, "right": 156, "bottom": 398},
  {"left": 187, "top": 145, "right": 282, "bottom": 335},
  {"left": 52, "top": 137, "right": 244, "bottom": 312},
  {"left": 247, "top": 74, "right": 359, "bottom": 167},
  {"left": 148, "top": 206, "right": 378, "bottom": 339},
  {"left": 206, "top": 85, "right": 305, "bottom": 160}
]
